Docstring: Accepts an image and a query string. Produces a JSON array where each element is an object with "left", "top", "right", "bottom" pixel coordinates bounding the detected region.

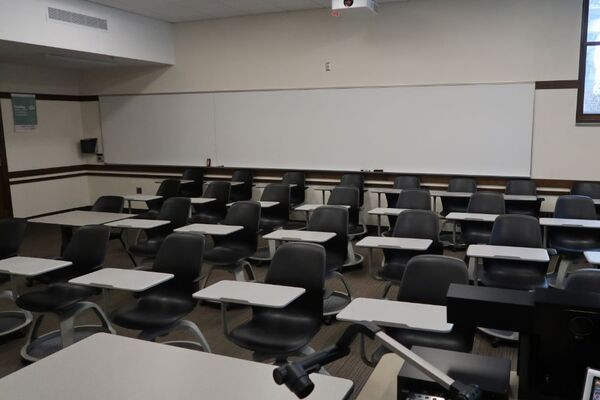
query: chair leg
[
  {"left": 202, "top": 267, "right": 214, "bottom": 289},
  {"left": 360, "top": 334, "right": 378, "bottom": 368},
  {"left": 25, "top": 314, "right": 45, "bottom": 345},
  {"left": 139, "top": 320, "right": 211, "bottom": 353},
  {"left": 118, "top": 235, "right": 138, "bottom": 267},
  {"left": 242, "top": 261, "right": 256, "bottom": 282},
  {"left": 382, "top": 281, "right": 392, "bottom": 299},
  {"left": 334, "top": 271, "right": 352, "bottom": 299},
  {"left": 59, "top": 315, "right": 75, "bottom": 348},
  {"left": 555, "top": 258, "right": 572, "bottom": 289}
]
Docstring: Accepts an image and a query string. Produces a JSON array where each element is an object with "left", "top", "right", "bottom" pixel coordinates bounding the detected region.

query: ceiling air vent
[{"left": 48, "top": 7, "right": 108, "bottom": 31}]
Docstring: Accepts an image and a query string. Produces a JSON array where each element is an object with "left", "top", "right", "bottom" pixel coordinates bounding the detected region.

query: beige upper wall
[{"left": 80, "top": 0, "right": 582, "bottom": 95}]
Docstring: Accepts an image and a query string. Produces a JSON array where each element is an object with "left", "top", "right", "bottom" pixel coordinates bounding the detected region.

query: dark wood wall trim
[
  {"left": 0, "top": 93, "right": 98, "bottom": 102},
  {"left": 535, "top": 80, "right": 579, "bottom": 90},
  {"left": 6, "top": 163, "right": 586, "bottom": 194}
]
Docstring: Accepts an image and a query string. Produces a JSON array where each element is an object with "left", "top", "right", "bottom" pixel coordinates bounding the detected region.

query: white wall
[
  {"left": 0, "top": 0, "right": 174, "bottom": 65},
  {"left": 80, "top": 0, "right": 581, "bottom": 94}
]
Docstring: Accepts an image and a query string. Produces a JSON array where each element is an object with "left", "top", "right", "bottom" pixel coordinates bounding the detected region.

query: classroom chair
[
  {"left": 229, "top": 170, "right": 253, "bottom": 202},
  {"left": 460, "top": 192, "right": 505, "bottom": 246},
  {"left": 340, "top": 173, "right": 365, "bottom": 207},
  {"left": 91, "top": 196, "right": 132, "bottom": 261},
  {"left": 16, "top": 225, "right": 114, "bottom": 362},
  {"left": 440, "top": 177, "right": 477, "bottom": 216},
  {"left": 202, "top": 201, "right": 260, "bottom": 285},
  {"left": 385, "top": 188, "right": 431, "bottom": 234},
  {"left": 111, "top": 232, "right": 211, "bottom": 352},
  {"left": 564, "top": 269, "right": 600, "bottom": 293},
  {"left": 306, "top": 206, "right": 353, "bottom": 319},
  {"left": 189, "top": 181, "right": 230, "bottom": 224},
  {"left": 384, "top": 175, "right": 421, "bottom": 213},
  {"left": 129, "top": 197, "right": 191, "bottom": 266},
  {"left": 377, "top": 210, "right": 443, "bottom": 298},
  {"left": 179, "top": 167, "right": 204, "bottom": 197},
  {"left": 505, "top": 179, "right": 542, "bottom": 218},
  {"left": 223, "top": 242, "right": 325, "bottom": 363},
  {"left": 571, "top": 181, "right": 600, "bottom": 216},
  {"left": 479, "top": 215, "right": 549, "bottom": 289},
  {"left": 327, "top": 186, "right": 365, "bottom": 268},
  {"left": 547, "top": 195, "right": 600, "bottom": 286},
  {"left": 365, "top": 255, "right": 474, "bottom": 366},
  {"left": 0, "top": 218, "right": 29, "bottom": 338},
  {"left": 251, "top": 183, "right": 291, "bottom": 262},
  {"left": 138, "top": 178, "right": 181, "bottom": 219},
  {"left": 282, "top": 171, "right": 306, "bottom": 207}
]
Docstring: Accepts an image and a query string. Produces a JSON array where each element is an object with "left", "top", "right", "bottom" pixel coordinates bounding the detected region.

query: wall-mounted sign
[{"left": 11, "top": 94, "right": 37, "bottom": 132}]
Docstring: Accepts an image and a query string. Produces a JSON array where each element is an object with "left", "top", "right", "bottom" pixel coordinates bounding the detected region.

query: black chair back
[
  {"left": 193, "top": 181, "right": 230, "bottom": 223},
  {"left": 340, "top": 173, "right": 365, "bottom": 206},
  {"left": 395, "top": 189, "right": 431, "bottom": 210},
  {"left": 571, "top": 181, "right": 600, "bottom": 199},
  {"left": 564, "top": 269, "right": 600, "bottom": 293},
  {"left": 549, "top": 195, "right": 600, "bottom": 253},
  {"left": 328, "top": 186, "right": 360, "bottom": 230},
  {"left": 384, "top": 210, "right": 442, "bottom": 268},
  {"left": 307, "top": 206, "right": 348, "bottom": 271},
  {"left": 506, "top": 179, "right": 537, "bottom": 195},
  {"left": 282, "top": 171, "right": 306, "bottom": 206},
  {"left": 0, "top": 218, "right": 27, "bottom": 259},
  {"left": 481, "top": 215, "right": 548, "bottom": 290},
  {"left": 180, "top": 168, "right": 204, "bottom": 197},
  {"left": 440, "top": 177, "right": 477, "bottom": 216},
  {"left": 264, "top": 242, "right": 325, "bottom": 318},
  {"left": 461, "top": 192, "right": 505, "bottom": 245},
  {"left": 259, "top": 183, "right": 290, "bottom": 230},
  {"left": 147, "top": 197, "right": 191, "bottom": 240},
  {"left": 385, "top": 176, "right": 421, "bottom": 209},
  {"left": 230, "top": 170, "right": 254, "bottom": 202},
  {"left": 397, "top": 254, "right": 468, "bottom": 304},
  {"left": 92, "top": 196, "right": 124, "bottom": 213},
  {"left": 215, "top": 201, "right": 261, "bottom": 256},
  {"left": 505, "top": 179, "right": 541, "bottom": 217},
  {"left": 153, "top": 232, "right": 205, "bottom": 294},
  {"left": 62, "top": 225, "right": 110, "bottom": 275},
  {"left": 148, "top": 179, "right": 182, "bottom": 211}
]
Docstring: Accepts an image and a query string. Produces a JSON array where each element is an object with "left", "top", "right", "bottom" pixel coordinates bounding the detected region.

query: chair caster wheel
[{"left": 323, "top": 316, "right": 334, "bottom": 325}]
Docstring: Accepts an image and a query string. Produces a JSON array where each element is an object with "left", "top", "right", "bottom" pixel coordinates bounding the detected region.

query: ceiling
[{"left": 87, "top": 0, "right": 403, "bottom": 22}]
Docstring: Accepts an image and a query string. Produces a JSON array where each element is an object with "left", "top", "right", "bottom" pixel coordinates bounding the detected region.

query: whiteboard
[
  {"left": 100, "top": 93, "right": 216, "bottom": 166},
  {"left": 100, "top": 83, "right": 535, "bottom": 176}
]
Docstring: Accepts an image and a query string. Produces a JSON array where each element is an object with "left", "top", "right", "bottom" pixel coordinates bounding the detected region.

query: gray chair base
[
  {"left": 0, "top": 290, "right": 33, "bottom": 338},
  {"left": 21, "top": 301, "right": 115, "bottom": 362},
  {"left": 323, "top": 271, "right": 352, "bottom": 317},
  {"left": 138, "top": 319, "right": 211, "bottom": 353},
  {"left": 342, "top": 242, "right": 364, "bottom": 271}
]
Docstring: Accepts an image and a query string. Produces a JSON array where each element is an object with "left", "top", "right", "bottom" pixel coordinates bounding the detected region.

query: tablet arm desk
[{"left": 273, "top": 321, "right": 482, "bottom": 400}]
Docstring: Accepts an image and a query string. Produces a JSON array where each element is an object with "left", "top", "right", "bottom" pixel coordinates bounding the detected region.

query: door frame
[{"left": 0, "top": 102, "right": 14, "bottom": 218}]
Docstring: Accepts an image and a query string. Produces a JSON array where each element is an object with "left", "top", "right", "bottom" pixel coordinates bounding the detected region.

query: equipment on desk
[
  {"left": 447, "top": 284, "right": 600, "bottom": 399},
  {"left": 273, "top": 322, "right": 483, "bottom": 400}
]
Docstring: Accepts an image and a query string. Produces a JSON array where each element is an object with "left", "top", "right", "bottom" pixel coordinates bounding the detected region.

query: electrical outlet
[
  {"left": 136, "top": 187, "right": 142, "bottom": 194},
  {"left": 325, "top": 62, "right": 332, "bottom": 72},
  {"left": 96, "top": 153, "right": 104, "bottom": 163}
]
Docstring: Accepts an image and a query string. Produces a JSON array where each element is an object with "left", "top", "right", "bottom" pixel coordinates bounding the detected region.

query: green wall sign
[{"left": 11, "top": 94, "right": 37, "bottom": 131}]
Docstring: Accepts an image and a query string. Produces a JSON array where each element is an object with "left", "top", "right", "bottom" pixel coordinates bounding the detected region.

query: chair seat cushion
[
  {"left": 479, "top": 267, "right": 548, "bottom": 290},
  {"left": 129, "top": 239, "right": 163, "bottom": 257},
  {"left": 550, "top": 237, "right": 600, "bottom": 255},
  {"left": 135, "top": 210, "right": 159, "bottom": 220},
  {"left": 228, "top": 311, "right": 320, "bottom": 354},
  {"left": 189, "top": 213, "right": 225, "bottom": 225},
  {"left": 348, "top": 224, "right": 366, "bottom": 236},
  {"left": 260, "top": 218, "right": 288, "bottom": 232},
  {"left": 379, "top": 260, "right": 408, "bottom": 282},
  {"left": 461, "top": 225, "right": 493, "bottom": 245},
  {"left": 111, "top": 294, "right": 195, "bottom": 330},
  {"left": 16, "top": 283, "right": 98, "bottom": 312},
  {"left": 204, "top": 246, "right": 252, "bottom": 265}
]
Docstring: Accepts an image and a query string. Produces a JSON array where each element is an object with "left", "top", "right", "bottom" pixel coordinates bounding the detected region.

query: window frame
[{"left": 577, "top": 0, "right": 600, "bottom": 122}]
